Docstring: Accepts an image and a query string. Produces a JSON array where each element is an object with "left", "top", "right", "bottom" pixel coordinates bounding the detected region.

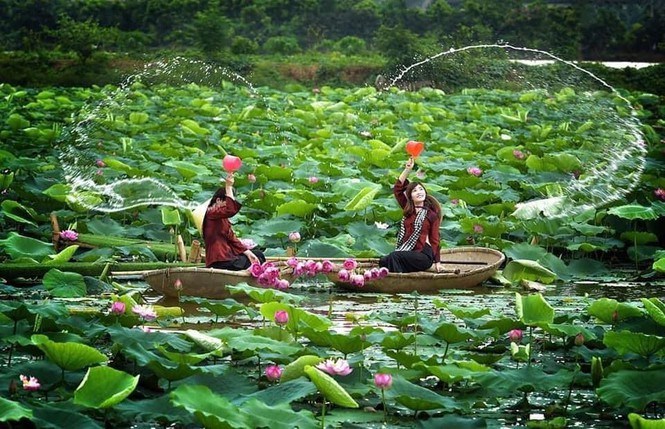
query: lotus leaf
[{"left": 74, "top": 366, "right": 139, "bottom": 409}]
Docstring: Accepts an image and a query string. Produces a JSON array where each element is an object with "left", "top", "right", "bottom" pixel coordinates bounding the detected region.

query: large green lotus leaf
[
  {"left": 448, "top": 189, "right": 495, "bottom": 206},
  {"left": 42, "top": 184, "right": 71, "bottom": 203},
  {"left": 1, "top": 200, "right": 38, "bottom": 226},
  {"left": 156, "top": 345, "right": 215, "bottom": 365},
  {"left": 620, "top": 231, "right": 659, "bottom": 245},
  {"left": 227, "top": 284, "right": 302, "bottom": 304},
  {"left": 641, "top": 298, "right": 665, "bottom": 327},
  {"left": 180, "top": 119, "right": 209, "bottom": 135},
  {"left": 43, "top": 269, "right": 87, "bottom": 297},
  {"left": 183, "top": 297, "right": 246, "bottom": 319},
  {"left": 146, "top": 360, "right": 202, "bottom": 381},
  {"left": 0, "top": 397, "right": 33, "bottom": 422},
  {"left": 476, "top": 366, "right": 574, "bottom": 396},
  {"left": 85, "top": 217, "right": 127, "bottom": 236},
  {"left": 587, "top": 298, "right": 643, "bottom": 323},
  {"left": 628, "top": 413, "right": 665, "bottom": 428},
  {"left": 608, "top": 205, "right": 658, "bottom": 220},
  {"left": 260, "top": 301, "right": 331, "bottom": 332},
  {"left": 43, "top": 245, "right": 79, "bottom": 264},
  {"left": 503, "top": 260, "right": 557, "bottom": 284},
  {"left": 242, "top": 398, "right": 318, "bottom": 429},
  {"left": 432, "top": 322, "right": 475, "bottom": 344},
  {"left": 597, "top": 368, "right": 665, "bottom": 411},
  {"left": 603, "top": 331, "right": 665, "bottom": 358},
  {"left": 184, "top": 329, "right": 225, "bottom": 352},
  {"left": 31, "top": 403, "right": 104, "bottom": 429},
  {"left": 380, "top": 331, "right": 416, "bottom": 350},
  {"left": 297, "top": 240, "right": 348, "bottom": 258},
  {"left": 387, "top": 375, "right": 462, "bottom": 411},
  {"left": 224, "top": 330, "right": 301, "bottom": 356},
  {"left": 300, "top": 327, "right": 366, "bottom": 355},
  {"left": 171, "top": 384, "right": 249, "bottom": 428},
  {"left": 303, "top": 365, "right": 358, "bottom": 408},
  {"left": 434, "top": 303, "right": 491, "bottom": 320},
  {"left": 103, "top": 158, "right": 142, "bottom": 176},
  {"left": 543, "top": 324, "right": 597, "bottom": 341},
  {"left": 250, "top": 218, "right": 303, "bottom": 239},
  {"left": 515, "top": 292, "right": 555, "bottom": 326},
  {"left": 416, "top": 361, "right": 490, "bottom": 384},
  {"left": 74, "top": 366, "right": 139, "bottom": 409},
  {"left": 32, "top": 334, "right": 107, "bottom": 371},
  {"left": 0, "top": 232, "right": 53, "bottom": 260},
  {"left": 654, "top": 258, "right": 665, "bottom": 273},
  {"left": 280, "top": 355, "right": 324, "bottom": 383},
  {"left": 276, "top": 199, "right": 317, "bottom": 217},
  {"left": 254, "top": 164, "right": 293, "bottom": 181},
  {"left": 344, "top": 185, "right": 381, "bottom": 211},
  {"left": 164, "top": 160, "right": 211, "bottom": 180},
  {"left": 160, "top": 206, "right": 181, "bottom": 226}
]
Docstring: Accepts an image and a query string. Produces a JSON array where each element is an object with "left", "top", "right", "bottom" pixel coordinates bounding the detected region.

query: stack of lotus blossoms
[{"left": 337, "top": 259, "right": 389, "bottom": 288}]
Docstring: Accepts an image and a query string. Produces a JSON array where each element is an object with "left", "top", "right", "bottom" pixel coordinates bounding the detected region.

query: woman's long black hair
[{"left": 403, "top": 181, "right": 442, "bottom": 219}]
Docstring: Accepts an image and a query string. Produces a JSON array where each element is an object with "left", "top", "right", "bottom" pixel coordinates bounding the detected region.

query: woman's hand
[
  {"left": 225, "top": 173, "right": 235, "bottom": 187},
  {"left": 245, "top": 250, "right": 259, "bottom": 265},
  {"left": 435, "top": 262, "right": 443, "bottom": 273},
  {"left": 405, "top": 157, "right": 415, "bottom": 171}
]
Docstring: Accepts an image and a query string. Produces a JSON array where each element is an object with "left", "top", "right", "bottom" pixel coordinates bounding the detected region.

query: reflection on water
[{"left": 149, "top": 278, "right": 665, "bottom": 331}]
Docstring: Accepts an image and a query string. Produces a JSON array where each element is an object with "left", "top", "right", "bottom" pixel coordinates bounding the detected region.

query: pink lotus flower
[
  {"left": 316, "top": 358, "right": 352, "bottom": 376},
  {"left": 473, "top": 224, "right": 484, "bottom": 234},
  {"left": 450, "top": 199, "right": 459, "bottom": 205},
  {"left": 286, "top": 257, "right": 299, "bottom": 268},
  {"left": 265, "top": 365, "right": 282, "bottom": 381},
  {"left": 338, "top": 268, "right": 350, "bottom": 282},
  {"left": 655, "top": 188, "right": 665, "bottom": 201},
  {"left": 96, "top": 159, "right": 106, "bottom": 168},
  {"left": 350, "top": 274, "right": 365, "bottom": 287},
  {"left": 308, "top": 176, "right": 319, "bottom": 184},
  {"left": 110, "top": 301, "right": 125, "bottom": 315},
  {"left": 250, "top": 262, "right": 265, "bottom": 277},
  {"left": 247, "top": 173, "right": 256, "bottom": 183},
  {"left": 342, "top": 258, "right": 357, "bottom": 271},
  {"left": 467, "top": 166, "right": 483, "bottom": 177},
  {"left": 240, "top": 238, "right": 257, "bottom": 249},
  {"left": 288, "top": 231, "right": 301, "bottom": 243},
  {"left": 378, "top": 267, "right": 389, "bottom": 278},
  {"left": 132, "top": 305, "right": 157, "bottom": 322},
  {"left": 374, "top": 373, "right": 393, "bottom": 389},
  {"left": 275, "top": 278, "right": 290, "bottom": 290},
  {"left": 508, "top": 329, "right": 523, "bottom": 342},
  {"left": 20, "top": 375, "right": 40, "bottom": 391},
  {"left": 274, "top": 310, "right": 289, "bottom": 325},
  {"left": 321, "top": 260, "right": 335, "bottom": 273},
  {"left": 513, "top": 149, "right": 525, "bottom": 160},
  {"left": 173, "top": 278, "right": 183, "bottom": 291},
  {"left": 59, "top": 229, "right": 79, "bottom": 241}
]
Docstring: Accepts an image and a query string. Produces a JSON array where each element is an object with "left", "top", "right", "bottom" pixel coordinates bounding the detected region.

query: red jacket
[
  {"left": 394, "top": 179, "right": 441, "bottom": 262},
  {"left": 202, "top": 196, "right": 247, "bottom": 267}
]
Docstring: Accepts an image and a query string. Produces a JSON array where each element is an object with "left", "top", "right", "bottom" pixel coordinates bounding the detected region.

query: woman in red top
[
  {"left": 379, "top": 156, "right": 443, "bottom": 273},
  {"left": 202, "top": 173, "right": 265, "bottom": 270}
]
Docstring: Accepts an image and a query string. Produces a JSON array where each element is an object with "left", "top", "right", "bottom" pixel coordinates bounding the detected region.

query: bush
[
  {"left": 335, "top": 36, "right": 366, "bottom": 55},
  {"left": 231, "top": 36, "right": 259, "bottom": 55},
  {"left": 263, "top": 36, "right": 301, "bottom": 55}
]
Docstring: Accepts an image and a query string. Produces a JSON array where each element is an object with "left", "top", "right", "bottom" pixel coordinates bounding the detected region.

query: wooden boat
[
  {"left": 137, "top": 247, "right": 504, "bottom": 298},
  {"left": 326, "top": 247, "right": 505, "bottom": 294}
]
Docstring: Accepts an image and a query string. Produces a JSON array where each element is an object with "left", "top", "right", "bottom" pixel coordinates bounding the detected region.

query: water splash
[
  {"left": 60, "top": 57, "right": 262, "bottom": 213},
  {"left": 386, "top": 43, "right": 647, "bottom": 219}
]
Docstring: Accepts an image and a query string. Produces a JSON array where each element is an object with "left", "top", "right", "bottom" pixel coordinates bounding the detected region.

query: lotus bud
[
  {"left": 591, "top": 356, "right": 604, "bottom": 388},
  {"left": 574, "top": 333, "right": 585, "bottom": 346}
]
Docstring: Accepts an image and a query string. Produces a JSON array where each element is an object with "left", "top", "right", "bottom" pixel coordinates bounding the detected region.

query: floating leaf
[
  {"left": 281, "top": 355, "right": 324, "bottom": 382},
  {"left": 503, "top": 260, "right": 557, "bottom": 284},
  {"left": 515, "top": 292, "right": 555, "bottom": 326},
  {"left": 43, "top": 269, "right": 87, "bottom": 297},
  {"left": 597, "top": 368, "right": 665, "bottom": 411},
  {"left": 608, "top": 205, "right": 658, "bottom": 220}
]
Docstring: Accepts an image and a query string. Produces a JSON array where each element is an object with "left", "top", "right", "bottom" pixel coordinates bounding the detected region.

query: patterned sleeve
[{"left": 205, "top": 197, "right": 241, "bottom": 219}]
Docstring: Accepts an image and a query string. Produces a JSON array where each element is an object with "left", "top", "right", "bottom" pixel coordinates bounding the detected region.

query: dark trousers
[
  {"left": 379, "top": 245, "right": 434, "bottom": 273},
  {"left": 209, "top": 250, "right": 266, "bottom": 271}
]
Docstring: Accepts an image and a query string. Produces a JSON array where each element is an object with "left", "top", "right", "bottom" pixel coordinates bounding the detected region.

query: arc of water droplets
[
  {"left": 61, "top": 57, "right": 263, "bottom": 213},
  {"left": 390, "top": 43, "right": 647, "bottom": 219}
]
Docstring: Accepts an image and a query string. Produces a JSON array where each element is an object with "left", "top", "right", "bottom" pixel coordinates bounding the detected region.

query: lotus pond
[
  {"left": 1, "top": 271, "right": 665, "bottom": 429},
  {"left": 1, "top": 49, "right": 665, "bottom": 428}
]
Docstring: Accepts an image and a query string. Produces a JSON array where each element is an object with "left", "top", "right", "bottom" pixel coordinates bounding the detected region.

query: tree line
[{"left": 1, "top": 0, "right": 663, "bottom": 64}]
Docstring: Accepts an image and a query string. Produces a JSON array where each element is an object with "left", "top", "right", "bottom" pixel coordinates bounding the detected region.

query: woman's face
[{"left": 411, "top": 184, "right": 427, "bottom": 205}]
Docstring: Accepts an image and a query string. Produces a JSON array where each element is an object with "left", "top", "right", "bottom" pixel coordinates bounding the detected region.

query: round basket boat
[{"left": 329, "top": 246, "right": 505, "bottom": 294}]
